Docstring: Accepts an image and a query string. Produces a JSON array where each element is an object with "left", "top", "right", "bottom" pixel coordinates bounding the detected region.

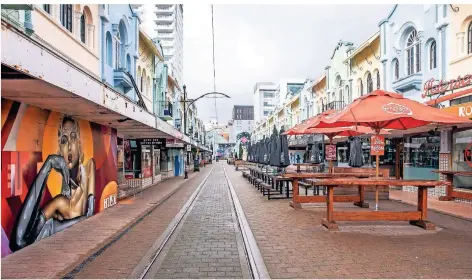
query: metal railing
[{"left": 322, "top": 101, "right": 346, "bottom": 112}]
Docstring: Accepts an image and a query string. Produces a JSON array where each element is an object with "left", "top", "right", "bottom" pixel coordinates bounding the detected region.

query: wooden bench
[{"left": 332, "top": 167, "right": 390, "bottom": 200}]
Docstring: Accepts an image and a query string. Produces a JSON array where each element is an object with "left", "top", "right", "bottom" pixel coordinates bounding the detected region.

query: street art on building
[{"left": 1, "top": 99, "right": 118, "bottom": 257}]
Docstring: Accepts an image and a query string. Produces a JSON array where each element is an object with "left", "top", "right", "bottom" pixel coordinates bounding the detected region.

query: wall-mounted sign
[
  {"left": 423, "top": 74, "right": 472, "bottom": 98},
  {"left": 371, "top": 135, "right": 385, "bottom": 156},
  {"left": 166, "top": 139, "right": 184, "bottom": 148},
  {"left": 442, "top": 101, "right": 472, "bottom": 119},
  {"left": 186, "top": 144, "right": 191, "bottom": 152},
  {"left": 137, "top": 138, "right": 166, "bottom": 147},
  {"left": 325, "top": 145, "right": 336, "bottom": 160}
]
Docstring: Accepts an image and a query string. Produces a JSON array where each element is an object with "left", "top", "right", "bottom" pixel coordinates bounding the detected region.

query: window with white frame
[
  {"left": 393, "top": 59, "right": 399, "bottom": 80},
  {"left": 80, "top": 13, "right": 86, "bottom": 44},
  {"left": 468, "top": 22, "right": 472, "bottom": 54},
  {"left": 359, "top": 79, "right": 364, "bottom": 96},
  {"left": 376, "top": 71, "right": 380, "bottom": 89},
  {"left": 114, "top": 31, "right": 121, "bottom": 69},
  {"left": 406, "top": 29, "right": 421, "bottom": 75},
  {"left": 429, "top": 41, "right": 437, "bottom": 70},
  {"left": 60, "top": 4, "right": 73, "bottom": 32}
]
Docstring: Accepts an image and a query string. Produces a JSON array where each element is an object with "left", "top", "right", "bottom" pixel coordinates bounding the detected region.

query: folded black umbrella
[
  {"left": 278, "top": 127, "right": 290, "bottom": 167},
  {"left": 349, "top": 136, "right": 363, "bottom": 167},
  {"left": 310, "top": 141, "right": 321, "bottom": 164}
]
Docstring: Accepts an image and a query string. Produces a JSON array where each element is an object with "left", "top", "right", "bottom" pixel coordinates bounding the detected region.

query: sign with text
[
  {"left": 442, "top": 101, "right": 472, "bottom": 119},
  {"left": 423, "top": 74, "right": 472, "bottom": 98},
  {"left": 186, "top": 144, "right": 192, "bottom": 152},
  {"left": 166, "top": 139, "right": 185, "bottom": 148},
  {"left": 325, "top": 145, "right": 336, "bottom": 161},
  {"left": 137, "top": 138, "right": 166, "bottom": 147},
  {"left": 371, "top": 135, "right": 385, "bottom": 156}
]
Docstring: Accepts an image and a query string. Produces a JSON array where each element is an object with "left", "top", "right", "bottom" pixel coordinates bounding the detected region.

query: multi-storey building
[
  {"left": 229, "top": 105, "right": 254, "bottom": 145},
  {"left": 253, "top": 82, "right": 277, "bottom": 122},
  {"left": 155, "top": 4, "right": 184, "bottom": 87}
]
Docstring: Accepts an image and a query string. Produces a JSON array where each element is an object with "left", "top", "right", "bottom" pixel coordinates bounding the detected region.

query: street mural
[{"left": 1, "top": 99, "right": 118, "bottom": 257}]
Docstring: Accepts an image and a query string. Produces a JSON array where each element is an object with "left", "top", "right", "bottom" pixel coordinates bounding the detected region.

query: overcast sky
[{"left": 183, "top": 4, "right": 393, "bottom": 125}]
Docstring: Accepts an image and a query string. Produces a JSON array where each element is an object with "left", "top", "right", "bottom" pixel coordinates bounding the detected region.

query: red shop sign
[
  {"left": 423, "top": 74, "right": 472, "bottom": 98},
  {"left": 325, "top": 145, "right": 336, "bottom": 161},
  {"left": 370, "top": 135, "right": 385, "bottom": 156},
  {"left": 465, "top": 142, "right": 472, "bottom": 168}
]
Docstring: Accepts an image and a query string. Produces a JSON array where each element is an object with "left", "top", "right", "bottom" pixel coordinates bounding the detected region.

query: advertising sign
[
  {"left": 371, "top": 135, "right": 385, "bottom": 156},
  {"left": 137, "top": 138, "right": 166, "bottom": 147},
  {"left": 442, "top": 101, "right": 472, "bottom": 119},
  {"left": 423, "top": 74, "right": 472, "bottom": 98},
  {"left": 325, "top": 145, "right": 336, "bottom": 160},
  {"left": 186, "top": 144, "right": 192, "bottom": 152}
]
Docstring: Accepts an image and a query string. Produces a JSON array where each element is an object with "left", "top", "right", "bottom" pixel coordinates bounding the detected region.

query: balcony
[
  {"left": 156, "top": 24, "right": 174, "bottom": 33},
  {"left": 155, "top": 15, "right": 173, "bottom": 24},
  {"left": 155, "top": 6, "right": 174, "bottom": 15},
  {"left": 113, "top": 68, "right": 133, "bottom": 93},
  {"left": 159, "top": 101, "right": 173, "bottom": 120},
  {"left": 322, "top": 101, "right": 346, "bottom": 112},
  {"left": 392, "top": 73, "right": 422, "bottom": 94}
]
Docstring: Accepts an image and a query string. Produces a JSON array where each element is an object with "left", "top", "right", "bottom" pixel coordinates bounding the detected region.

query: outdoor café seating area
[{"left": 239, "top": 90, "right": 471, "bottom": 231}]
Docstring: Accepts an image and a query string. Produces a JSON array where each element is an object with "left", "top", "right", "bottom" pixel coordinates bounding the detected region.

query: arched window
[
  {"left": 376, "top": 71, "right": 380, "bottom": 89},
  {"left": 468, "top": 22, "right": 472, "bottom": 54},
  {"left": 147, "top": 76, "right": 151, "bottom": 97},
  {"left": 366, "top": 72, "right": 373, "bottom": 93},
  {"left": 429, "top": 41, "right": 437, "bottom": 70},
  {"left": 60, "top": 4, "right": 73, "bottom": 32},
  {"left": 80, "top": 13, "right": 86, "bottom": 43},
  {"left": 393, "top": 59, "right": 399, "bottom": 80},
  {"left": 106, "top": 32, "right": 112, "bottom": 67},
  {"left": 359, "top": 79, "right": 364, "bottom": 96},
  {"left": 339, "top": 89, "right": 343, "bottom": 103},
  {"left": 126, "top": 54, "right": 131, "bottom": 72},
  {"left": 137, "top": 67, "right": 141, "bottom": 90},
  {"left": 114, "top": 29, "right": 121, "bottom": 69},
  {"left": 406, "top": 29, "right": 421, "bottom": 75}
]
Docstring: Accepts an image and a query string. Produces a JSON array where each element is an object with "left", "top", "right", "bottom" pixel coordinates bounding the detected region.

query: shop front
[{"left": 166, "top": 139, "right": 185, "bottom": 178}]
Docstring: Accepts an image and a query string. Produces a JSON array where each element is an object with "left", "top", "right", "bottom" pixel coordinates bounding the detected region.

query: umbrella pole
[
  {"left": 375, "top": 154, "right": 379, "bottom": 211},
  {"left": 329, "top": 137, "right": 333, "bottom": 173}
]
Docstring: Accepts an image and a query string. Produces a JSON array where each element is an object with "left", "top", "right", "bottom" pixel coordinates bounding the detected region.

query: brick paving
[
  {"left": 226, "top": 166, "right": 472, "bottom": 279},
  {"left": 151, "top": 164, "right": 250, "bottom": 279},
  {"left": 0, "top": 167, "right": 211, "bottom": 279},
  {"left": 390, "top": 189, "right": 472, "bottom": 220}
]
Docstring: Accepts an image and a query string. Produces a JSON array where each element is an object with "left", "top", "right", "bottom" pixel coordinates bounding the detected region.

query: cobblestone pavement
[
  {"left": 1, "top": 167, "right": 210, "bottom": 279},
  {"left": 150, "top": 164, "right": 250, "bottom": 279},
  {"left": 226, "top": 166, "right": 472, "bottom": 279},
  {"left": 71, "top": 167, "right": 213, "bottom": 279}
]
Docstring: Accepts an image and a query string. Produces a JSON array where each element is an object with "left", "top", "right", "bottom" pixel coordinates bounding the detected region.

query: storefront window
[
  {"left": 153, "top": 146, "right": 160, "bottom": 177},
  {"left": 452, "top": 128, "right": 472, "bottom": 189},
  {"left": 141, "top": 145, "right": 152, "bottom": 178},
  {"left": 403, "top": 133, "right": 440, "bottom": 180}
]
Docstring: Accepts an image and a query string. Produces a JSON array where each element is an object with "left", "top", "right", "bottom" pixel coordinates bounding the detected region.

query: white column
[
  {"left": 457, "top": 32, "right": 465, "bottom": 57},
  {"left": 74, "top": 10, "right": 82, "bottom": 39},
  {"left": 87, "top": 24, "right": 94, "bottom": 49}
]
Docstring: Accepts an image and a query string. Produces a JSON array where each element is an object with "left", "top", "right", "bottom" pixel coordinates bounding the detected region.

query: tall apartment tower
[
  {"left": 155, "top": 4, "right": 184, "bottom": 87},
  {"left": 253, "top": 82, "right": 277, "bottom": 123}
]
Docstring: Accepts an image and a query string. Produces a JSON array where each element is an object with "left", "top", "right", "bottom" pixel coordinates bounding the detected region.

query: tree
[{"left": 239, "top": 145, "right": 243, "bottom": 160}]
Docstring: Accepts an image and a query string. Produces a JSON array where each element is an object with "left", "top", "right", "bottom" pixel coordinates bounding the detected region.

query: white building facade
[{"left": 253, "top": 82, "right": 277, "bottom": 123}]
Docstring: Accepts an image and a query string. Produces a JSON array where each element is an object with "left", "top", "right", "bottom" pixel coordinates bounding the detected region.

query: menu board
[
  {"left": 325, "top": 145, "right": 336, "bottom": 161},
  {"left": 371, "top": 135, "right": 385, "bottom": 156}
]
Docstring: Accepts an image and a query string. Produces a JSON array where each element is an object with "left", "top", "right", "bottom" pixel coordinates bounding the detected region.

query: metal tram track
[{"left": 131, "top": 164, "right": 269, "bottom": 279}]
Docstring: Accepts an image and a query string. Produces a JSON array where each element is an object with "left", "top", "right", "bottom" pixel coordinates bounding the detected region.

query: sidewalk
[
  {"left": 1, "top": 167, "right": 212, "bottom": 279},
  {"left": 390, "top": 189, "right": 472, "bottom": 220}
]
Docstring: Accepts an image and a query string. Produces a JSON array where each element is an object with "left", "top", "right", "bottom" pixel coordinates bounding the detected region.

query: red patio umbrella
[
  {"left": 284, "top": 110, "right": 337, "bottom": 136},
  {"left": 308, "top": 89, "right": 472, "bottom": 210}
]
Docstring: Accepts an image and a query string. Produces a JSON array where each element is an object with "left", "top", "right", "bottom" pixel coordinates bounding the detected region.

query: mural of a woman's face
[{"left": 59, "top": 119, "right": 81, "bottom": 170}]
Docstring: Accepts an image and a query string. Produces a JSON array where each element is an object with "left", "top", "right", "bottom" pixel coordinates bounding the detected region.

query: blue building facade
[
  {"left": 379, "top": 5, "right": 450, "bottom": 181},
  {"left": 99, "top": 4, "right": 140, "bottom": 102}
]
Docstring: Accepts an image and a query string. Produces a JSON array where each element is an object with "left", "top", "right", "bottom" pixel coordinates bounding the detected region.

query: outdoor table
[
  {"left": 294, "top": 163, "right": 320, "bottom": 173},
  {"left": 309, "top": 178, "right": 446, "bottom": 231},
  {"left": 269, "top": 175, "right": 293, "bottom": 198},
  {"left": 282, "top": 172, "right": 380, "bottom": 209},
  {"left": 432, "top": 170, "right": 472, "bottom": 201}
]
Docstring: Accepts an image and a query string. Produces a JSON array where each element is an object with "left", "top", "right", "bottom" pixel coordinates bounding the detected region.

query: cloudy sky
[{"left": 183, "top": 4, "right": 393, "bottom": 125}]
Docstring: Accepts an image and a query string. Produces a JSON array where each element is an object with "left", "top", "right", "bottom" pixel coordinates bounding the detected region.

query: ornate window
[
  {"left": 60, "top": 4, "right": 73, "bottom": 32},
  {"left": 468, "top": 22, "right": 472, "bottom": 54},
  {"left": 114, "top": 30, "right": 121, "bottom": 69},
  {"left": 429, "top": 41, "right": 437, "bottom": 70},
  {"left": 406, "top": 29, "right": 421, "bottom": 75},
  {"left": 80, "top": 13, "right": 86, "bottom": 44},
  {"left": 366, "top": 72, "right": 373, "bottom": 93},
  {"left": 376, "top": 71, "right": 380, "bottom": 89},
  {"left": 393, "top": 59, "right": 399, "bottom": 80}
]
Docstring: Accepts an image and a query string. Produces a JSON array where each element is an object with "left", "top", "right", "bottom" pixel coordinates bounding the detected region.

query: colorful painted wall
[{"left": 1, "top": 99, "right": 118, "bottom": 257}]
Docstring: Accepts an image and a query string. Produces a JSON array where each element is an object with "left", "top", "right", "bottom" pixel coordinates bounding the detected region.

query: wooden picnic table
[
  {"left": 293, "top": 163, "right": 321, "bottom": 173},
  {"left": 309, "top": 178, "right": 446, "bottom": 231},
  {"left": 432, "top": 170, "right": 472, "bottom": 201},
  {"left": 282, "top": 172, "right": 382, "bottom": 209},
  {"left": 268, "top": 175, "right": 293, "bottom": 198}
]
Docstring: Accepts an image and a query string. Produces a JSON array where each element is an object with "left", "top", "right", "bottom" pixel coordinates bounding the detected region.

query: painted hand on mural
[{"left": 9, "top": 116, "right": 96, "bottom": 252}]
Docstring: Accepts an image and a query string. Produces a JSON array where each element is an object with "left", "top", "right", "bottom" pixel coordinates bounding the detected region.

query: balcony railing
[{"left": 322, "top": 101, "right": 346, "bottom": 112}]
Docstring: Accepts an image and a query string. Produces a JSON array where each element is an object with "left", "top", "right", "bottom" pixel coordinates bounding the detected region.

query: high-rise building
[
  {"left": 155, "top": 4, "right": 184, "bottom": 87},
  {"left": 232, "top": 105, "right": 254, "bottom": 120},
  {"left": 253, "top": 82, "right": 277, "bottom": 123}
]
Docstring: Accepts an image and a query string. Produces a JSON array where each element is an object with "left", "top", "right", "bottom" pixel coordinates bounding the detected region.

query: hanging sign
[
  {"left": 186, "top": 144, "right": 192, "bottom": 152},
  {"left": 371, "top": 135, "right": 385, "bottom": 156},
  {"left": 325, "top": 145, "right": 336, "bottom": 161}
]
